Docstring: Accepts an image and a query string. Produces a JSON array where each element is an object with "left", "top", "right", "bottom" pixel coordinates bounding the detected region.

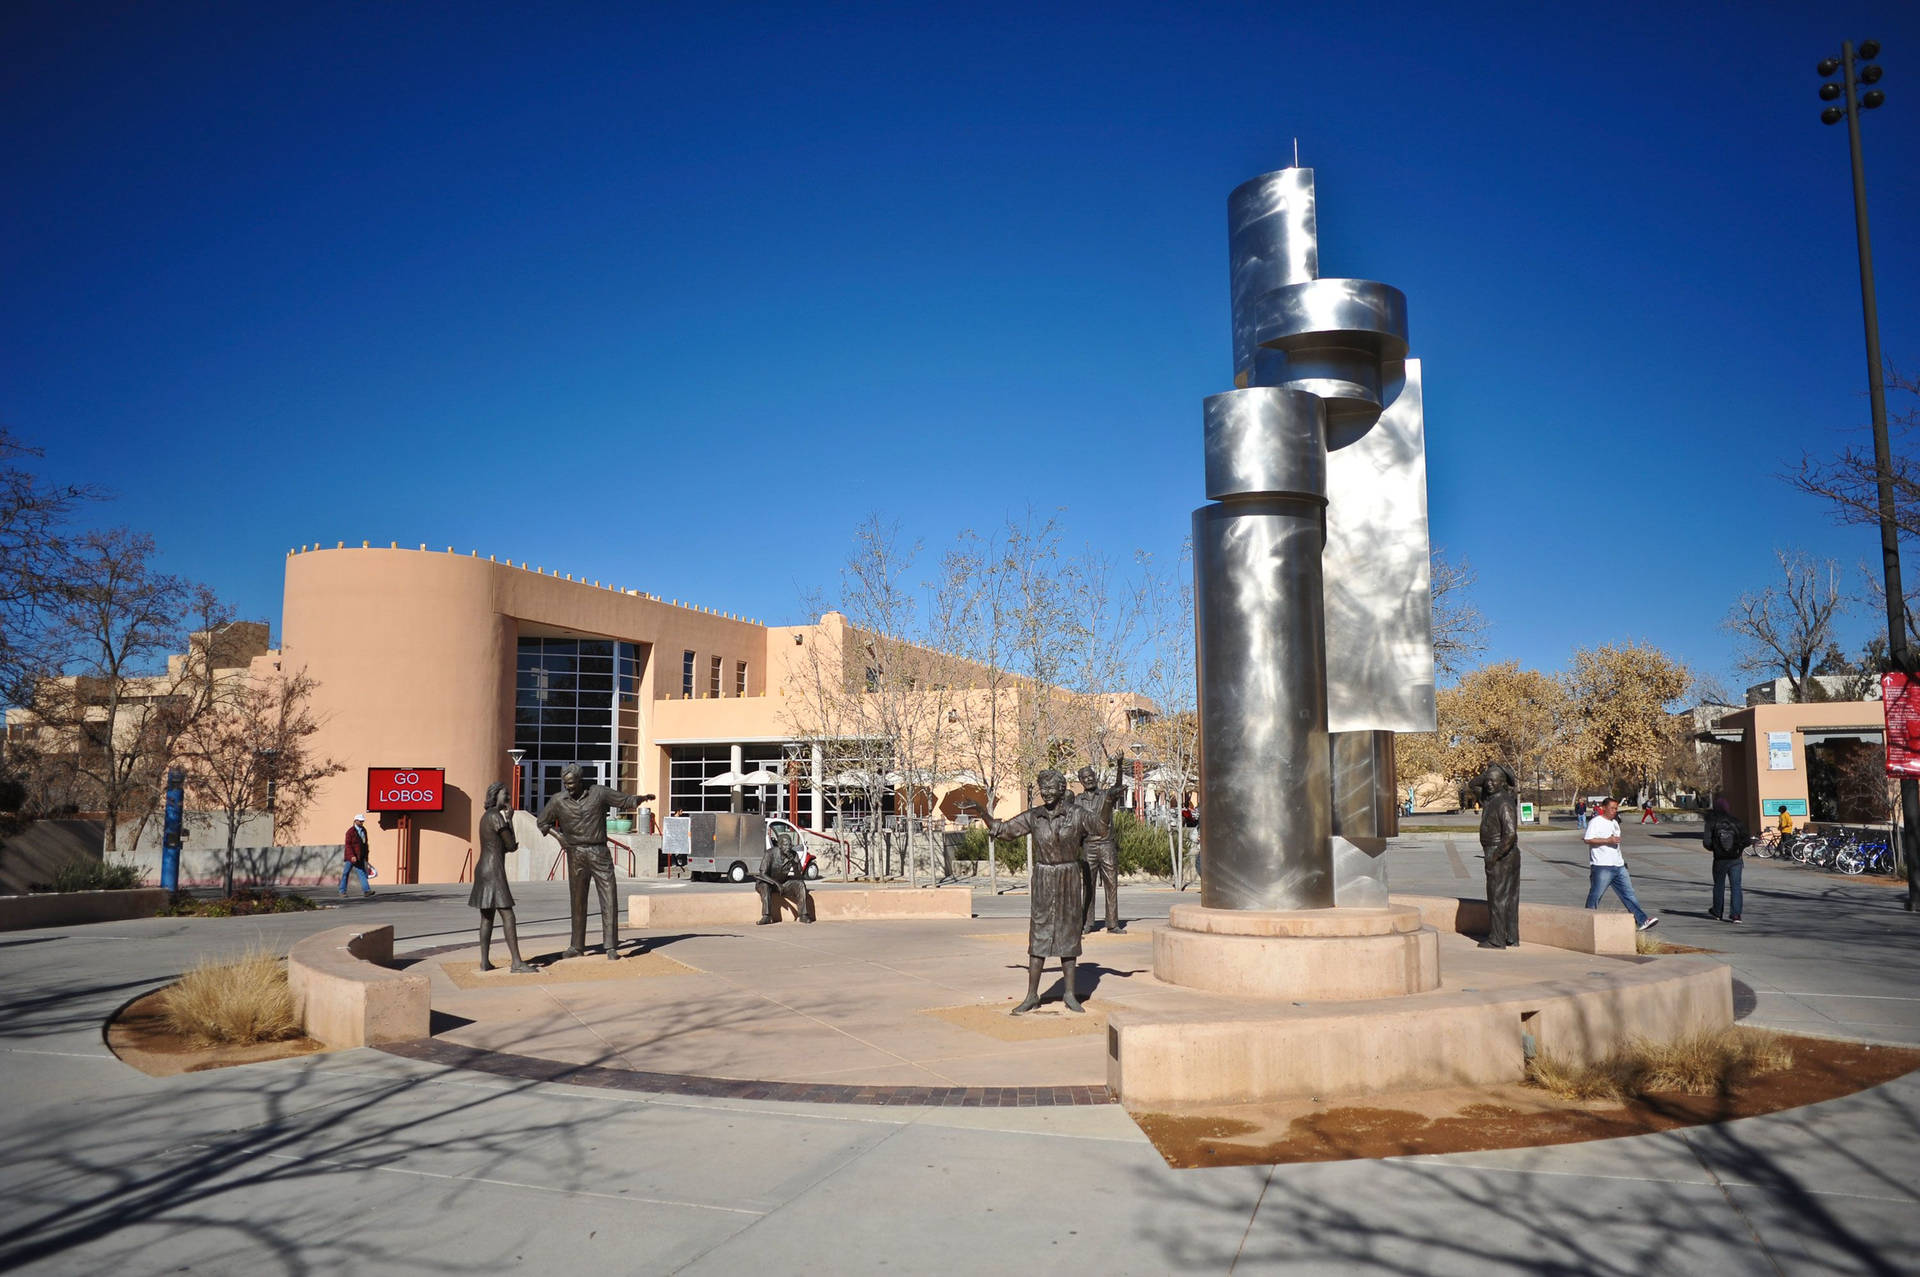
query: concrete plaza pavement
[{"left": 1, "top": 821, "right": 1917, "bottom": 1274}]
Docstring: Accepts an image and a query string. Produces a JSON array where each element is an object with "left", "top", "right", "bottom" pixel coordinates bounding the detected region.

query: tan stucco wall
[
  {"left": 1717, "top": 701, "right": 1886, "bottom": 830},
  {"left": 281, "top": 547, "right": 770, "bottom": 882}
]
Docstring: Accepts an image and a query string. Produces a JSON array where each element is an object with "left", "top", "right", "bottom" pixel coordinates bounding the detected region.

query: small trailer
[{"left": 668, "top": 813, "right": 816, "bottom": 882}]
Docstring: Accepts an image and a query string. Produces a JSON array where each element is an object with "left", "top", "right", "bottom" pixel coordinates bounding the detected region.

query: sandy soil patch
[
  {"left": 108, "top": 989, "right": 326, "bottom": 1077},
  {"left": 1132, "top": 1031, "right": 1920, "bottom": 1168},
  {"left": 921, "top": 1001, "right": 1110, "bottom": 1041}
]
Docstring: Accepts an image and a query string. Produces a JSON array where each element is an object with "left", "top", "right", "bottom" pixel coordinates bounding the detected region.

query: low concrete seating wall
[
  {"left": 1109, "top": 956, "right": 1734, "bottom": 1106},
  {"left": 0, "top": 888, "right": 168, "bottom": 932},
  {"left": 628, "top": 885, "right": 972, "bottom": 929},
  {"left": 287, "top": 924, "right": 429, "bottom": 1049},
  {"left": 1393, "top": 893, "right": 1638, "bottom": 955}
]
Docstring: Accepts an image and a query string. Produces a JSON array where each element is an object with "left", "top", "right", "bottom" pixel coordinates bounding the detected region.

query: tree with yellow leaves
[{"left": 1563, "top": 642, "right": 1691, "bottom": 799}]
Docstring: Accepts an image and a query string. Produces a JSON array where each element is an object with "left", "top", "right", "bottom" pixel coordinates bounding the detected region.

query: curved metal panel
[
  {"left": 1324, "top": 360, "right": 1436, "bottom": 733},
  {"left": 1228, "top": 167, "right": 1317, "bottom": 385},
  {"left": 1253, "top": 278, "right": 1409, "bottom": 356},
  {"left": 1203, "top": 387, "right": 1328, "bottom": 502},
  {"left": 1193, "top": 498, "right": 1333, "bottom": 911}
]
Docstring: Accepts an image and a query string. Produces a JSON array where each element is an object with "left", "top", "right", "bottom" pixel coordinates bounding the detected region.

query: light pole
[
  {"left": 507, "top": 748, "right": 526, "bottom": 811},
  {"left": 1815, "top": 39, "right": 1920, "bottom": 908}
]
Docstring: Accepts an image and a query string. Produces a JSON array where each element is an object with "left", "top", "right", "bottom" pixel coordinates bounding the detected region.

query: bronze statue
[
  {"left": 1077, "top": 759, "right": 1127, "bottom": 933},
  {"left": 965, "top": 769, "right": 1093, "bottom": 1014},
  {"left": 755, "top": 829, "right": 813, "bottom": 925},
  {"left": 471, "top": 782, "right": 535, "bottom": 972},
  {"left": 536, "top": 764, "right": 653, "bottom": 960},
  {"left": 1474, "top": 762, "right": 1520, "bottom": 949}
]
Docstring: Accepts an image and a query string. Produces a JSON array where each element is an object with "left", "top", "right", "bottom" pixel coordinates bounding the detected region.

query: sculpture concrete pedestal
[{"left": 1153, "top": 904, "right": 1440, "bottom": 1001}]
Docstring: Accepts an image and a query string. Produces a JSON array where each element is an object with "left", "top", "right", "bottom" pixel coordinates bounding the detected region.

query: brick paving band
[{"left": 376, "top": 1038, "right": 1117, "bottom": 1107}]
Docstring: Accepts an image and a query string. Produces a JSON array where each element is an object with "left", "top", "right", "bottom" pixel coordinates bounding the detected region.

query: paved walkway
[{"left": 0, "top": 821, "right": 1915, "bottom": 1274}]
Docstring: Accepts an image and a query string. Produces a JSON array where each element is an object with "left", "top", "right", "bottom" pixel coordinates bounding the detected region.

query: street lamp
[{"left": 1814, "top": 39, "right": 1919, "bottom": 908}]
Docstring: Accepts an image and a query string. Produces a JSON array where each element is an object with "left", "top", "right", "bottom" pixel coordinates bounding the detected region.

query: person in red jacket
[{"left": 340, "top": 813, "right": 375, "bottom": 897}]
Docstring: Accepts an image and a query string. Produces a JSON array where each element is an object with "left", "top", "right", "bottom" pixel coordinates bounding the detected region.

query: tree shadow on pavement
[
  {"left": 0, "top": 988, "right": 778, "bottom": 1274},
  {"left": 1127, "top": 1072, "right": 1920, "bottom": 1275}
]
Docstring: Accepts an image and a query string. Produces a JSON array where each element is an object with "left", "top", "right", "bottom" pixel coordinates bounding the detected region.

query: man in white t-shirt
[{"left": 1583, "top": 798, "right": 1657, "bottom": 930}]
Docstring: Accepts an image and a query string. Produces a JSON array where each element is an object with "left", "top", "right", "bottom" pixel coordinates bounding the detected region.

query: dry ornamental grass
[
  {"left": 1527, "top": 1028, "right": 1794, "bottom": 1101},
  {"left": 157, "top": 946, "right": 301, "bottom": 1045}
]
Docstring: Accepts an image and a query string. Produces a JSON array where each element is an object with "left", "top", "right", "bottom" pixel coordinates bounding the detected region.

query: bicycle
[
  {"left": 1830, "top": 829, "right": 1895, "bottom": 876},
  {"left": 1749, "top": 827, "right": 1782, "bottom": 859}
]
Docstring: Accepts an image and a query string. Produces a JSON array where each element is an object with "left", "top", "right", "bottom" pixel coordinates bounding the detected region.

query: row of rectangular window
[{"left": 680, "top": 649, "right": 750, "bottom": 697}]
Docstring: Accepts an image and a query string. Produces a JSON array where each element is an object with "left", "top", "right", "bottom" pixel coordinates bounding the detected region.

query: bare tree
[
  {"left": 1054, "top": 547, "right": 1142, "bottom": 770},
  {"left": 0, "top": 429, "right": 106, "bottom": 703},
  {"left": 1431, "top": 548, "right": 1488, "bottom": 680},
  {"left": 783, "top": 518, "right": 952, "bottom": 882},
  {"left": 1133, "top": 542, "right": 1199, "bottom": 886},
  {"left": 22, "top": 531, "right": 230, "bottom": 856},
  {"left": 1723, "top": 550, "right": 1849, "bottom": 703},
  {"left": 1785, "top": 366, "right": 1920, "bottom": 535},
  {"left": 1784, "top": 366, "right": 1920, "bottom": 650},
  {"left": 175, "top": 669, "right": 345, "bottom": 894}
]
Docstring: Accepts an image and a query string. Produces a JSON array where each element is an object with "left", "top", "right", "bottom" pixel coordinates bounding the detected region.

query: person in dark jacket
[
  {"left": 1704, "top": 796, "right": 1748, "bottom": 923},
  {"left": 340, "top": 813, "right": 375, "bottom": 897}
]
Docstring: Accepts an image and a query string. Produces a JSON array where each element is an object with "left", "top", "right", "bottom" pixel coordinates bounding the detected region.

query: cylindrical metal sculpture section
[
  {"left": 1193, "top": 497, "right": 1333, "bottom": 910},
  {"left": 1228, "top": 167, "right": 1318, "bottom": 387},
  {"left": 1203, "top": 388, "right": 1327, "bottom": 502}
]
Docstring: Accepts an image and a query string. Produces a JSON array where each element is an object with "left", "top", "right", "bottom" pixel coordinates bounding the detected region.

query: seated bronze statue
[{"left": 756, "top": 831, "right": 813, "bottom": 925}]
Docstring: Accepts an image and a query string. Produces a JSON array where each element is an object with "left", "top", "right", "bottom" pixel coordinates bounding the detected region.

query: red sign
[
  {"left": 1884, "top": 674, "right": 1920, "bottom": 778},
  {"left": 367, "top": 767, "right": 446, "bottom": 812}
]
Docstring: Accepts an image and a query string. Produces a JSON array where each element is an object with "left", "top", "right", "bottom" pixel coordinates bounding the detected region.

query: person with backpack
[{"left": 1704, "top": 796, "right": 1747, "bottom": 923}]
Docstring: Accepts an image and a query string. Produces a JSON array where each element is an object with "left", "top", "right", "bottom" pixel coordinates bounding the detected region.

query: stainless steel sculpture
[{"left": 1196, "top": 167, "right": 1436, "bottom": 912}]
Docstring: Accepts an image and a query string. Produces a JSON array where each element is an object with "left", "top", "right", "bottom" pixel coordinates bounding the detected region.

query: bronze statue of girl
[{"left": 471, "top": 781, "right": 535, "bottom": 972}]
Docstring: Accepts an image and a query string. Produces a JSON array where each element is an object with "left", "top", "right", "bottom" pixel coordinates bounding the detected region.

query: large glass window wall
[
  {"left": 664, "top": 741, "right": 897, "bottom": 827},
  {"left": 514, "top": 637, "right": 643, "bottom": 810}
]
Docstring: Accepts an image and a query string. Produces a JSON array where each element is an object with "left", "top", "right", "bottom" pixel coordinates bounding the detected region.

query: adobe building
[
  {"left": 1709, "top": 700, "right": 1890, "bottom": 831},
  {"left": 280, "top": 544, "right": 1151, "bottom": 884}
]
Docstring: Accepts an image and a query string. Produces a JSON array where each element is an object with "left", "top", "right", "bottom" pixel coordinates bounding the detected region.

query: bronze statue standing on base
[
  {"left": 537, "top": 764, "right": 653, "bottom": 960},
  {"left": 1078, "top": 759, "right": 1127, "bottom": 933},
  {"left": 471, "top": 782, "right": 535, "bottom": 972},
  {"left": 1474, "top": 763, "right": 1520, "bottom": 949},
  {"left": 967, "top": 769, "right": 1094, "bottom": 1014}
]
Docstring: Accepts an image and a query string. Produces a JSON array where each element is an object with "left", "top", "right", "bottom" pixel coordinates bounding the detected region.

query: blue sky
[{"left": 4, "top": 1, "right": 1917, "bottom": 695}]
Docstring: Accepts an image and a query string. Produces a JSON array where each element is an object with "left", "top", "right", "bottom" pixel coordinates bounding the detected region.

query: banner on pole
[{"left": 1885, "top": 673, "right": 1920, "bottom": 778}]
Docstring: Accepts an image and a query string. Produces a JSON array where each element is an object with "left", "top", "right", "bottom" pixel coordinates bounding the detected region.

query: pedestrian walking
[
  {"left": 1703, "top": 796, "right": 1747, "bottom": 923},
  {"left": 1639, "top": 799, "right": 1658, "bottom": 825},
  {"left": 340, "top": 813, "right": 375, "bottom": 897},
  {"left": 1583, "top": 798, "right": 1656, "bottom": 930}
]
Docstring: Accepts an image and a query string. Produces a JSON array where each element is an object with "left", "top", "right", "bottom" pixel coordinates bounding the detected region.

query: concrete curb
[{"left": 0, "top": 888, "right": 167, "bottom": 932}]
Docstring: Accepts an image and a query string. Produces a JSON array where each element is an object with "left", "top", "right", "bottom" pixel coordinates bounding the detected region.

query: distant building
[
  {"left": 1744, "top": 674, "right": 1881, "bottom": 706},
  {"left": 1704, "top": 700, "right": 1890, "bottom": 829},
  {"left": 272, "top": 545, "right": 1151, "bottom": 883}
]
